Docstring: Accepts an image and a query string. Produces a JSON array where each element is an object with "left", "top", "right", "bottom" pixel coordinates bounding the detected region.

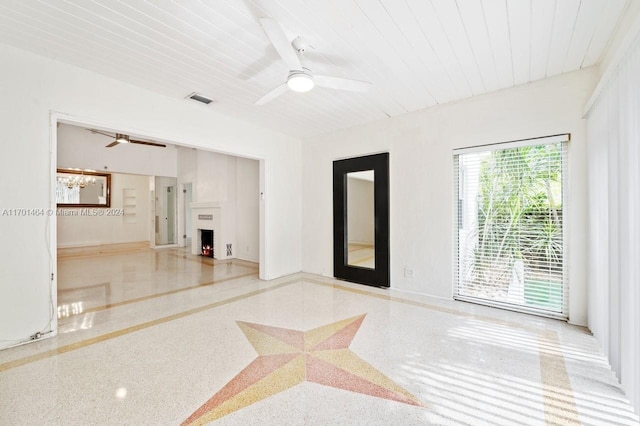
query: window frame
[{"left": 453, "top": 134, "right": 570, "bottom": 319}]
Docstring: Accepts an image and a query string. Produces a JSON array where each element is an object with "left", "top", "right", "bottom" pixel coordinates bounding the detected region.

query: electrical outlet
[{"left": 404, "top": 267, "right": 414, "bottom": 278}]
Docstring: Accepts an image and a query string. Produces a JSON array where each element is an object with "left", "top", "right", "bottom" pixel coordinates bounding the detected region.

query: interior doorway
[
  {"left": 155, "top": 176, "right": 177, "bottom": 246},
  {"left": 52, "top": 117, "right": 265, "bottom": 340}
]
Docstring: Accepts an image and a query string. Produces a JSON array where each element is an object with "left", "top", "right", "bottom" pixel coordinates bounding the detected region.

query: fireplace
[
  {"left": 191, "top": 202, "right": 222, "bottom": 259},
  {"left": 200, "top": 229, "right": 214, "bottom": 258}
]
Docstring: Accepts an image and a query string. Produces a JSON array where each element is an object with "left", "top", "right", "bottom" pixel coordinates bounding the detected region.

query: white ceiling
[{"left": 0, "top": 0, "right": 629, "bottom": 138}]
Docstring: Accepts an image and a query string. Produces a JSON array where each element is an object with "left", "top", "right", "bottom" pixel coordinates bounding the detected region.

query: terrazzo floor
[{"left": 0, "top": 245, "right": 638, "bottom": 425}]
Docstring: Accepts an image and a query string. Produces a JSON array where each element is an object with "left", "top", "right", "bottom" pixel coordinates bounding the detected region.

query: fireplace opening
[{"left": 200, "top": 230, "right": 214, "bottom": 258}]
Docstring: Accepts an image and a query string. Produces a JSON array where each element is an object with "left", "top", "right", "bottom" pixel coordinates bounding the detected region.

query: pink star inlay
[{"left": 182, "top": 314, "right": 422, "bottom": 425}]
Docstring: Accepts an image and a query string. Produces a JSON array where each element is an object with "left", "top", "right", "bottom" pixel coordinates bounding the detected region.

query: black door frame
[{"left": 333, "top": 153, "right": 389, "bottom": 288}]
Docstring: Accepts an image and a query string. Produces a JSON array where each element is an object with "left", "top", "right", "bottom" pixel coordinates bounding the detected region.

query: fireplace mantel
[{"left": 190, "top": 201, "right": 222, "bottom": 210}]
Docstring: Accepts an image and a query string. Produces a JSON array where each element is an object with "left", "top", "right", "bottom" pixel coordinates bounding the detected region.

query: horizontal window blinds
[{"left": 453, "top": 135, "right": 568, "bottom": 318}]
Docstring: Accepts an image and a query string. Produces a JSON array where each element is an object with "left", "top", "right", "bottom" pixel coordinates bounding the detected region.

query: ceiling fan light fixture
[
  {"left": 254, "top": 18, "right": 373, "bottom": 105},
  {"left": 287, "top": 72, "right": 314, "bottom": 92},
  {"left": 115, "top": 134, "right": 130, "bottom": 144}
]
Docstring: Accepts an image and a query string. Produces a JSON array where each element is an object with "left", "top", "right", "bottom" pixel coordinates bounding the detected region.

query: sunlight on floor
[{"left": 0, "top": 246, "right": 636, "bottom": 424}]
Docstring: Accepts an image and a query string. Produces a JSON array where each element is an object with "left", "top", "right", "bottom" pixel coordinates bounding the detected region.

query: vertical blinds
[{"left": 453, "top": 135, "right": 569, "bottom": 318}]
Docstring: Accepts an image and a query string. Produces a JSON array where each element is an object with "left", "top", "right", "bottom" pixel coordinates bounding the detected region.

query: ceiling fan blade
[
  {"left": 259, "top": 17, "right": 302, "bottom": 71},
  {"left": 314, "top": 75, "right": 372, "bottom": 93},
  {"left": 89, "top": 129, "right": 115, "bottom": 138},
  {"left": 105, "top": 141, "right": 119, "bottom": 148},
  {"left": 238, "top": 49, "right": 278, "bottom": 81},
  {"left": 255, "top": 83, "right": 289, "bottom": 106},
  {"left": 130, "top": 139, "right": 166, "bottom": 148},
  {"left": 304, "top": 51, "right": 351, "bottom": 68}
]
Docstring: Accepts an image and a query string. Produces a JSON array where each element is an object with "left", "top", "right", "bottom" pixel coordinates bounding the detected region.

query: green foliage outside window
[{"left": 469, "top": 144, "right": 563, "bottom": 309}]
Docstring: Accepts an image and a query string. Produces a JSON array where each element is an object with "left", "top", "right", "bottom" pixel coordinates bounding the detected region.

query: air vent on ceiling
[{"left": 186, "top": 92, "right": 214, "bottom": 105}]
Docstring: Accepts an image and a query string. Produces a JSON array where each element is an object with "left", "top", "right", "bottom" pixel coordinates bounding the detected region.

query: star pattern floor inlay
[{"left": 182, "top": 314, "right": 422, "bottom": 425}]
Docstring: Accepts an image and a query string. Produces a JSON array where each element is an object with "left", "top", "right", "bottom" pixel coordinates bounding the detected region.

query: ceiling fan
[
  {"left": 255, "top": 17, "right": 372, "bottom": 105},
  {"left": 88, "top": 129, "right": 166, "bottom": 149}
]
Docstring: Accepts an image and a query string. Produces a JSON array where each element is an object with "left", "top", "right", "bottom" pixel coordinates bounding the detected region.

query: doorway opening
[
  {"left": 155, "top": 176, "right": 177, "bottom": 246},
  {"left": 53, "top": 118, "right": 264, "bottom": 334}
]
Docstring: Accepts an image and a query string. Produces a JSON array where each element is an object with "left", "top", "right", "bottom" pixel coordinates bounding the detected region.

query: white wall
[
  {"left": 302, "top": 69, "right": 596, "bottom": 326},
  {"left": 57, "top": 173, "right": 150, "bottom": 247},
  {"left": 236, "top": 157, "right": 260, "bottom": 262},
  {"left": 57, "top": 123, "right": 177, "bottom": 177},
  {"left": 177, "top": 147, "right": 198, "bottom": 187},
  {"left": 0, "top": 43, "right": 301, "bottom": 349},
  {"left": 196, "top": 150, "right": 237, "bottom": 206}
]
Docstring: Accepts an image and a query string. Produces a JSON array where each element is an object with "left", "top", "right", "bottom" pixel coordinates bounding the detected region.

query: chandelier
[{"left": 57, "top": 172, "right": 96, "bottom": 189}]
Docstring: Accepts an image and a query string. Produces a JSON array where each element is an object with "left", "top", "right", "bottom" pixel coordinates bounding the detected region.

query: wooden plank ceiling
[{"left": 0, "top": 0, "right": 628, "bottom": 138}]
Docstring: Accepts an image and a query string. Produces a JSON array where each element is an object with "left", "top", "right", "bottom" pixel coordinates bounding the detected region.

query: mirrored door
[
  {"left": 155, "top": 176, "right": 177, "bottom": 245},
  {"left": 333, "top": 153, "right": 389, "bottom": 287}
]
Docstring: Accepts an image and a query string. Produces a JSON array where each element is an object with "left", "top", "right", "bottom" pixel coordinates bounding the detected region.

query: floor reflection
[{"left": 57, "top": 244, "right": 258, "bottom": 318}]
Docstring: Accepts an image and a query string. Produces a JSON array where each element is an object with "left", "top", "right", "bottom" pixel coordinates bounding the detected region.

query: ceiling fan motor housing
[{"left": 291, "top": 36, "right": 311, "bottom": 53}]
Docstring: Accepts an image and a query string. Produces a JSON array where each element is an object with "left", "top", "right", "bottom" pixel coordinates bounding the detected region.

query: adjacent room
[
  {"left": 55, "top": 123, "right": 261, "bottom": 326},
  {"left": 0, "top": 1, "right": 639, "bottom": 424}
]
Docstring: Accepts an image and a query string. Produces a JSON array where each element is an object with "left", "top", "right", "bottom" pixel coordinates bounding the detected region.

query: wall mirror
[
  {"left": 333, "top": 153, "right": 389, "bottom": 288},
  {"left": 56, "top": 169, "right": 110, "bottom": 207},
  {"left": 347, "top": 170, "right": 375, "bottom": 268}
]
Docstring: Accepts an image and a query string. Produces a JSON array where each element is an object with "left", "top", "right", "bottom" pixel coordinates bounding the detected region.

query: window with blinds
[{"left": 453, "top": 134, "right": 568, "bottom": 318}]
